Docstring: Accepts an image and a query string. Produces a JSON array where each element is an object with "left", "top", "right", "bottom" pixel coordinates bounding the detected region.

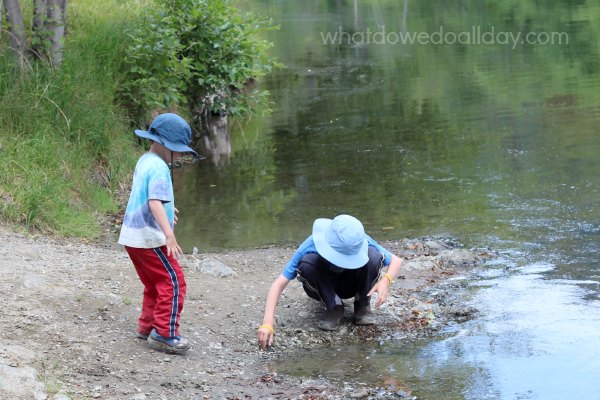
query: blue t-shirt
[
  {"left": 118, "top": 153, "right": 174, "bottom": 248},
  {"left": 281, "top": 234, "right": 393, "bottom": 280}
]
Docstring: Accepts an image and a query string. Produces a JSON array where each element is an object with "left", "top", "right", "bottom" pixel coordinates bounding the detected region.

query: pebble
[{"left": 349, "top": 388, "right": 369, "bottom": 398}]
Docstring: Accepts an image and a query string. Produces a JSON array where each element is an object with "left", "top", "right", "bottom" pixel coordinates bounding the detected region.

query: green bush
[
  {"left": 118, "top": 19, "right": 190, "bottom": 124},
  {"left": 120, "top": 0, "right": 278, "bottom": 123}
]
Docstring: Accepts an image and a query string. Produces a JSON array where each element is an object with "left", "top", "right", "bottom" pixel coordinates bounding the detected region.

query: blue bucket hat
[
  {"left": 134, "top": 113, "right": 198, "bottom": 156},
  {"left": 312, "top": 214, "right": 369, "bottom": 269}
]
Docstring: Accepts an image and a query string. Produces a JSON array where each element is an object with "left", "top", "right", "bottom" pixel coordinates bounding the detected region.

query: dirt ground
[{"left": 0, "top": 224, "right": 493, "bottom": 400}]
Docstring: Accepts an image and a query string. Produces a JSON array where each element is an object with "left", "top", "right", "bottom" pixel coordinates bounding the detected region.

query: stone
[
  {"left": 436, "top": 249, "right": 480, "bottom": 266},
  {"left": 0, "top": 363, "right": 46, "bottom": 400},
  {"left": 349, "top": 388, "right": 369, "bottom": 398},
  {"left": 195, "top": 258, "right": 238, "bottom": 277},
  {"left": 402, "top": 259, "right": 437, "bottom": 272}
]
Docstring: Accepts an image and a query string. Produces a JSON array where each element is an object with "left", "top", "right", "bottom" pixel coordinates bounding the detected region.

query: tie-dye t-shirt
[{"left": 118, "top": 153, "right": 174, "bottom": 248}]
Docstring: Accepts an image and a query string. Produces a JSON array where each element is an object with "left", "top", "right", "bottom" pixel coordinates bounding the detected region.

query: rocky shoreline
[{"left": 0, "top": 225, "right": 494, "bottom": 399}]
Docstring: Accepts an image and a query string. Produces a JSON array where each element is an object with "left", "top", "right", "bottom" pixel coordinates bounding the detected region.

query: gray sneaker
[
  {"left": 318, "top": 305, "right": 344, "bottom": 331},
  {"left": 353, "top": 302, "right": 375, "bottom": 325},
  {"left": 147, "top": 329, "right": 191, "bottom": 354}
]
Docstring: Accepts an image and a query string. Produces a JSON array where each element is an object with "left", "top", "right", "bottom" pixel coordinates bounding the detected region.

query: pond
[{"left": 175, "top": 1, "right": 600, "bottom": 398}]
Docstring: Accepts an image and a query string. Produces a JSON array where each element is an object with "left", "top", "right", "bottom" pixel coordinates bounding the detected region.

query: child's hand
[
  {"left": 257, "top": 325, "right": 275, "bottom": 350},
  {"left": 367, "top": 277, "right": 391, "bottom": 308},
  {"left": 166, "top": 234, "right": 183, "bottom": 259}
]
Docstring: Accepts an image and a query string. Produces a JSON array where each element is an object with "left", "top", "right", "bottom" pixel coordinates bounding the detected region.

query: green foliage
[
  {"left": 119, "top": 19, "right": 191, "bottom": 121},
  {"left": 31, "top": 20, "right": 54, "bottom": 62},
  {"left": 0, "top": 0, "right": 276, "bottom": 236},
  {"left": 120, "top": 0, "right": 278, "bottom": 122},
  {"left": 0, "top": 0, "right": 147, "bottom": 236}
]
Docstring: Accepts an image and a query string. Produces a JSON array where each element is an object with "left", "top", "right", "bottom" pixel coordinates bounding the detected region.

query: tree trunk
[
  {"left": 46, "top": 0, "right": 65, "bottom": 67},
  {"left": 59, "top": 0, "right": 67, "bottom": 34},
  {"left": 3, "top": 0, "right": 29, "bottom": 65},
  {"left": 32, "top": 0, "right": 47, "bottom": 59}
]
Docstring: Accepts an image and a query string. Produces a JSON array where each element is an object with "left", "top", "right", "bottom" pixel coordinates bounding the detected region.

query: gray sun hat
[
  {"left": 134, "top": 113, "right": 198, "bottom": 156},
  {"left": 312, "top": 214, "right": 369, "bottom": 269}
]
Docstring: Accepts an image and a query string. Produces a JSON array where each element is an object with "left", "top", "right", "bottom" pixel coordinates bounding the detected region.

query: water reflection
[
  {"left": 273, "top": 262, "right": 600, "bottom": 399},
  {"left": 175, "top": 0, "right": 600, "bottom": 398},
  {"left": 192, "top": 113, "right": 231, "bottom": 166},
  {"left": 456, "top": 265, "right": 600, "bottom": 399}
]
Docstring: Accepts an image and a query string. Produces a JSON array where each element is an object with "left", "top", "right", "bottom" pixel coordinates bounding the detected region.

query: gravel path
[{"left": 0, "top": 224, "right": 493, "bottom": 399}]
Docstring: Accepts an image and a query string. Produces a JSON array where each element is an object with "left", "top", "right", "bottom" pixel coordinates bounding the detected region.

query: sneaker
[
  {"left": 147, "top": 329, "right": 191, "bottom": 354},
  {"left": 353, "top": 302, "right": 375, "bottom": 325},
  {"left": 137, "top": 332, "right": 149, "bottom": 340},
  {"left": 318, "top": 305, "right": 344, "bottom": 331}
]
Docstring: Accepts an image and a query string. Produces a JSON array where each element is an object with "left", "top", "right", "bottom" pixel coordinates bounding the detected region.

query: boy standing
[{"left": 118, "top": 113, "right": 197, "bottom": 354}]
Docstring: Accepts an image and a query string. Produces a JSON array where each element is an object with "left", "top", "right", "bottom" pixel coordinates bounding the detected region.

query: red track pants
[{"left": 125, "top": 246, "right": 187, "bottom": 338}]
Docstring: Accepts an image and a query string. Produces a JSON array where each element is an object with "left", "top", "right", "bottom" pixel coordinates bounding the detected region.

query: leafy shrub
[
  {"left": 120, "top": 0, "right": 278, "bottom": 123},
  {"left": 119, "top": 20, "right": 190, "bottom": 122}
]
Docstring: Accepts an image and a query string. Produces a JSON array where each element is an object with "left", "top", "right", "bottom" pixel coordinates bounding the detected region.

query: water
[
  {"left": 273, "top": 261, "right": 600, "bottom": 399},
  {"left": 175, "top": 1, "right": 600, "bottom": 398}
]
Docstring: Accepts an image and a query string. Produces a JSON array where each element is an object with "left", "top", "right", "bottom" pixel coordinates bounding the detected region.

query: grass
[{"left": 0, "top": 0, "right": 154, "bottom": 236}]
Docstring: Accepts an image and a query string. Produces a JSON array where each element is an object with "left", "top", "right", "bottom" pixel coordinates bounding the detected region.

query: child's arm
[
  {"left": 149, "top": 199, "right": 183, "bottom": 258},
  {"left": 257, "top": 274, "right": 290, "bottom": 349}
]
